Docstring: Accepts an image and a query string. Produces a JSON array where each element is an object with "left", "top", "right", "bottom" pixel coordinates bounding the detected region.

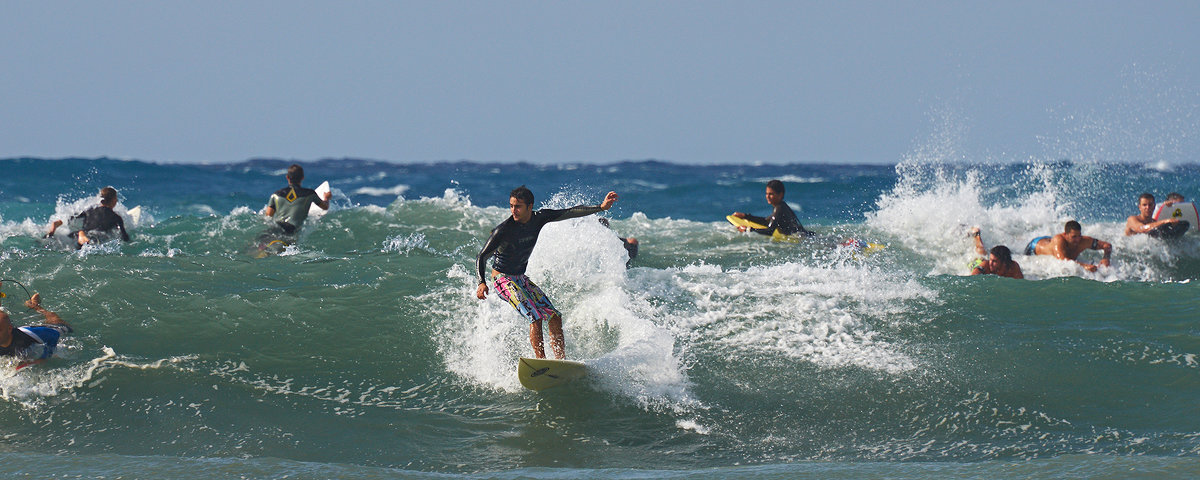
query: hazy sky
[{"left": 2, "top": 1, "right": 1197, "bottom": 164}]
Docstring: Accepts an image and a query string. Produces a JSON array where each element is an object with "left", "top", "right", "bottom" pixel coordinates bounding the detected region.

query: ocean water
[{"left": 0, "top": 157, "right": 1199, "bottom": 478}]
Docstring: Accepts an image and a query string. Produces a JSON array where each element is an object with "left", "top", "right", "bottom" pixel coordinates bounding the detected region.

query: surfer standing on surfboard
[
  {"left": 263, "top": 164, "right": 331, "bottom": 239},
  {"left": 474, "top": 186, "right": 619, "bottom": 360},
  {"left": 43, "top": 186, "right": 131, "bottom": 249},
  {"left": 1126, "top": 193, "right": 1184, "bottom": 236},
  {"left": 0, "top": 282, "right": 72, "bottom": 368},
  {"left": 731, "top": 180, "right": 813, "bottom": 237}
]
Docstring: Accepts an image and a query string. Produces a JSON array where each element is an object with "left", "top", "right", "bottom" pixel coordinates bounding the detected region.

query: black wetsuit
[
  {"left": 67, "top": 206, "right": 130, "bottom": 248},
  {"left": 743, "top": 202, "right": 812, "bottom": 237},
  {"left": 476, "top": 205, "right": 604, "bottom": 283},
  {"left": 0, "top": 327, "right": 39, "bottom": 357}
]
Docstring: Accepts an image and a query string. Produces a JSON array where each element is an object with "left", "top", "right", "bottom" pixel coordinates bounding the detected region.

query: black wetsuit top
[
  {"left": 0, "top": 327, "right": 38, "bottom": 357},
  {"left": 743, "top": 202, "right": 812, "bottom": 237},
  {"left": 476, "top": 205, "right": 604, "bottom": 283},
  {"left": 69, "top": 206, "right": 130, "bottom": 247}
]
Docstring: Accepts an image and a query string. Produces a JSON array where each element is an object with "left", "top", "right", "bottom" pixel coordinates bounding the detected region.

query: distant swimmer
[
  {"left": 1025, "top": 220, "right": 1112, "bottom": 272},
  {"left": 0, "top": 283, "right": 73, "bottom": 369},
  {"left": 731, "top": 179, "right": 814, "bottom": 238},
  {"left": 1126, "top": 193, "right": 1184, "bottom": 236},
  {"left": 968, "top": 227, "right": 1023, "bottom": 279},
  {"left": 475, "top": 186, "right": 619, "bottom": 360},
  {"left": 262, "top": 164, "right": 331, "bottom": 240},
  {"left": 1161, "top": 192, "right": 1185, "bottom": 209},
  {"left": 44, "top": 186, "right": 131, "bottom": 249}
]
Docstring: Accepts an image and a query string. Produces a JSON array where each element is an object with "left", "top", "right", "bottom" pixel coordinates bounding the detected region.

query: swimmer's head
[
  {"left": 1064, "top": 220, "right": 1082, "bottom": 234},
  {"left": 286, "top": 164, "right": 304, "bottom": 184},
  {"left": 766, "top": 179, "right": 785, "bottom": 195},
  {"left": 765, "top": 180, "right": 785, "bottom": 205},
  {"left": 990, "top": 245, "right": 1013, "bottom": 265},
  {"left": 99, "top": 186, "right": 119, "bottom": 207}
]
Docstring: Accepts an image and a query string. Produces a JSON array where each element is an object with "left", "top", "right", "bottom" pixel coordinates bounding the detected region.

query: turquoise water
[{"left": 0, "top": 158, "right": 1199, "bottom": 477}]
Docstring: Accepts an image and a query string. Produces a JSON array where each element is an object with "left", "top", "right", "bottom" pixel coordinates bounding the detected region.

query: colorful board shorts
[{"left": 493, "top": 274, "right": 560, "bottom": 324}]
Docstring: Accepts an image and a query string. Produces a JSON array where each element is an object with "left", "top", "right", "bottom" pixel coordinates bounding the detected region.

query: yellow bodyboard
[
  {"left": 726, "top": 215, "right": 800, "bottom": 243},
  {"left": 517, "top": 357, "right": 588, "bottom": 391}
]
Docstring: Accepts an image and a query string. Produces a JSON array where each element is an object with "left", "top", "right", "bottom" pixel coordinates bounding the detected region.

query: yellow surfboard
[
  {"left": 517, "top": 357, "right": 588, "bottom": 391},
  {"left": 726, "top": 215, "right": 800, "bottom": 243}
]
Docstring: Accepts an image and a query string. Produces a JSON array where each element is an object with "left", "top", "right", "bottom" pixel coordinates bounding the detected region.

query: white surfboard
[
  {"left": 1153, "top": 201, "right": 1199, "bottom": 233},
  {"left": 125, "top": 205, "right": 143, "bottom": 227},
  {"left": 517, "top": 357, "right": 588, "bottom": 391},
  {"left": 308, "top": 181, "right": 331, "bottom": 218}
]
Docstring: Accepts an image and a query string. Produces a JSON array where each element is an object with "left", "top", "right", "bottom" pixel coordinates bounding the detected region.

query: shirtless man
[
  {"left": 968, "top": 227, "right": 1023, "bottom": 279},
  {"left": 1126, "top": 193, "right": 1183, "bottom": 236},
  {"left": 1025, "top": 220, "right": 1112, "bottom": 272}
]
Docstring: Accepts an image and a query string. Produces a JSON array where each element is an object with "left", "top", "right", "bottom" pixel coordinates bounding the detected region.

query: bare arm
[
  {"left": 1126, "top": 215, "right": 1179, "bottom": 235},
  {"left": 25, "top": 293, "right": 68, "bottom": 328},
  {"left": 1094, "top": 238, "right": 1112, "bottom": 267},
  {"left": 970, "top": 227, "right": 986, "bottom": 256}
]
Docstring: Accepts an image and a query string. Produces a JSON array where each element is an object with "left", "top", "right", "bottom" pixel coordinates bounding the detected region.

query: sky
[{"left": 2, "top": 1, "right": 1198, "bottom": 165}]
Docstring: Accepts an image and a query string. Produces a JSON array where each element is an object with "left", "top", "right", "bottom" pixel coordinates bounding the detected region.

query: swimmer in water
[
  {"left": 262, "top": 164, "right": 331, "bottom": 239},
  {"left": 1126, "top": 192, "right": 1184, "bottom": 236},
  {"left": 44, "top": 186, "right": 131, "bottom": 249},
  {"left": 968, "top": 227, "right": 1023, "bottom": 279},
  {"left": 731, "top": 179, "right": 813, "bottom": 237},
  {"left": 0, "top": 283, "right": 73, "bottom": 368},
  {"left": 1025, "top": 220, "right": 1112, "bottom": 272}
]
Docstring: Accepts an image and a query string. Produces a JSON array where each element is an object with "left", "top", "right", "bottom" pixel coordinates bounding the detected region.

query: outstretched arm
[
  {"left": 970, "top": 227, "right": 987, "bottom": 256},
  {"left": 543, "top": 192, "right": 620, "bottom": 224},
  {"left": 1127, "top": 215, "right": 1180, "bottom": 235},
  {"left": 25, "top": 293, "right": 68, "bottom": 328}
]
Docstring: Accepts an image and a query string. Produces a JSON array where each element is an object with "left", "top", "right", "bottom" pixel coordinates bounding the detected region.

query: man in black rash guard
[
  {"left": 475, "top": 186, "right": 619, "bottom": 359},
  {"left": 731, "top": 179, "right": 813, "bottom": 237},
  {"left": 44, "top": 186, "right": 131, "bottom": 249}
]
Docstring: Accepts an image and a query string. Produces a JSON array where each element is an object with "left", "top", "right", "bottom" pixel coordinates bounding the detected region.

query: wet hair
[
  {"left": 1065, "top": 220, "right": 1082, "bottom": 233},
  {"left": 99, "top": 186, "right": 118, "bottom": 205},
  {"left": 766, "top": 179, "right": 785, "bottom": 195},
  {"left": 510, "top": 185, "right": 534, "bottom": 205},
  {"left": 990, "top": 245, "right": 1013, "bottom": 265},
  {"left": 1168, "top": 192, "right": 1185, "bottom": 202},
  {"left": 286, "top": 164, "right": 304, "bottom": 184},
  {"left": 1139, "top": 192, "right": 1155, "bottom": 203}
]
